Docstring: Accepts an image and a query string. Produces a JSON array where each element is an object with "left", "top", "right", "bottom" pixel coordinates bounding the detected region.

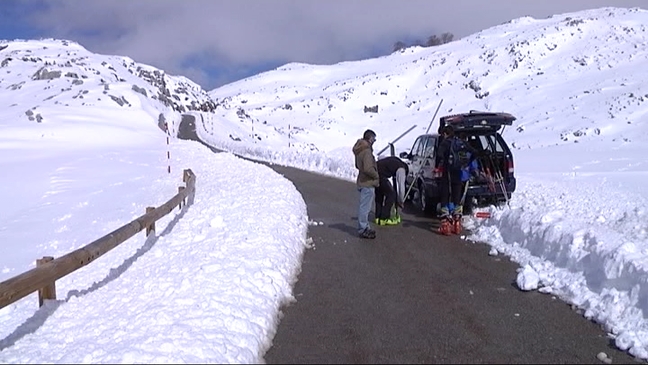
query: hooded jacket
[{"left": 352, "top": 138, "right": 379, "bottom": 188}]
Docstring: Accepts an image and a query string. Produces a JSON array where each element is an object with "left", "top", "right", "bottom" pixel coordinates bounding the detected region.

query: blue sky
[
  {"left": 2, "top": 0, "right": 647, "bottom": 90},
  {"left": 0, "top": 1, "right": 44, "bottom": 40}
]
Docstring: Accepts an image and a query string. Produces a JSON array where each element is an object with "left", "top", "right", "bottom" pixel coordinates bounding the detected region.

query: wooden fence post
[
  {"left": 184, "top": 169, "right": 195, "bottom": 206},
  {"left": 146, "top": 207, "right": 155, "bottom": 236},
  {"left": 178, "top": 186, "right": 185, "bottom": 210},
  {"left": 36, "top": 256, "right": 56, "bottom": 307}
]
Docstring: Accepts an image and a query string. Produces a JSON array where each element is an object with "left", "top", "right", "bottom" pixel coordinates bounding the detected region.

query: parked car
[{"left": 399, "top": 110, "right": 517, "bottom": 215}]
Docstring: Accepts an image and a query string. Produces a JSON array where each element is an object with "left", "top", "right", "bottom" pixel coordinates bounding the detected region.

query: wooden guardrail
[{"left": 0, "top": 168, "right": 196, "bottom": 310}]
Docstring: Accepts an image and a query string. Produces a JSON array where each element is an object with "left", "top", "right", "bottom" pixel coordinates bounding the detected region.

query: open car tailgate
[{"left": 439, "top": 111, "right": 516, "bottom": 133}]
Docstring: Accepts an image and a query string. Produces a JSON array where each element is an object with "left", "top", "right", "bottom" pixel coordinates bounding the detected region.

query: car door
[
  {"left": 419, "top": 136, "right": 437, "bottom": 182},
  {"left": 404, "top": 137, "right": 423, "bottom": 186},
  {"left": 410, "top": 136, "right": 436, "bottom": 177}
]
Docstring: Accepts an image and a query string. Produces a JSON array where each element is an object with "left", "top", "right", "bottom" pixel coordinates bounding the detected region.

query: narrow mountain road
[
  {"left": 262, "top": 165, "right": 636, "bottom": 364},
  {"left": 176, "top": 117, "right": 637, "bottom": 364}
]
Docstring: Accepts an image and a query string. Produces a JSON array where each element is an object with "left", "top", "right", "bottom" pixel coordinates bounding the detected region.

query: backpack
[{"left": 446, "top": 137, "right": 471, "bottom": 171}]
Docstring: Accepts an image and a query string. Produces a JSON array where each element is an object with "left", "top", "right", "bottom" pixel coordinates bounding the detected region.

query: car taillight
[{"left": 507, "top": 158, "right": 514, "bottom": 174}]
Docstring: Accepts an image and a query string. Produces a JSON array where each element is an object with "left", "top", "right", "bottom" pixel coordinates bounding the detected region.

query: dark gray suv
[{"left": 399, "top": 111, "right": 517, "bottom": 215}]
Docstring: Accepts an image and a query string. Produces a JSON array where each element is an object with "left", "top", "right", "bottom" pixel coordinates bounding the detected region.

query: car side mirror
[{"left": 399, "top": 151, "right": 411, "bottom": 159}]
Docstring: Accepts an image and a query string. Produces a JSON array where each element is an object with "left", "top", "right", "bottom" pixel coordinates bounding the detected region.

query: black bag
[{"left": 447, "top": 137, "right": 471, "bottom": 171}]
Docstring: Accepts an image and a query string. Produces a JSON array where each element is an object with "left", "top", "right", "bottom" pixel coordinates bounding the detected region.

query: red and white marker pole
[{"left": 165, "top": 122, "right": 171, "bottom": 174}]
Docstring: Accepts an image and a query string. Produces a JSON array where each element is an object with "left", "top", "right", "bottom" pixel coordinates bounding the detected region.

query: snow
[{"left": 2, "top": 5, "right": 648, "bottom": 363}]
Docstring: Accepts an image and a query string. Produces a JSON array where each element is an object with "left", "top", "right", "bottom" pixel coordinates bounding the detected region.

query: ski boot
[
  {"left": 438, "top": 216, "right": 453, "bottom": 235},
  {"left": 452, "top": 214, "right": 462, "bottom": 235},
  {"left": 378, "top": 217, "right": 399, "bottom": 226}
]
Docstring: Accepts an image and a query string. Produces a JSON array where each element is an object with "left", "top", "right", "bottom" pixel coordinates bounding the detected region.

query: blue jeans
[{"left": 357, "top": 186, "right": 375, "bottom": 233}]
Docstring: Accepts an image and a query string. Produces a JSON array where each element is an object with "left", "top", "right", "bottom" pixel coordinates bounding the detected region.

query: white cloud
[{"left": 25, "top": 0, "right": 647, "bottom": 88}]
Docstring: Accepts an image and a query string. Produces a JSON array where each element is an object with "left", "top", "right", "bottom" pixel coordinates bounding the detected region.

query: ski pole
[
  {"left": 403, "top": 150, "right": 435, "bottom": 201},
  {"left": 403, "top": 170, "right": 421, "bottom": 203}
]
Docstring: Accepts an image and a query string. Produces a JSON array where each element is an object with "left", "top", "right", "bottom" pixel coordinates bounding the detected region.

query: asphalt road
[
  {"left": 175, "top": 116, "right": 639, "bottom": 364},
  {"left": 262, "top": 165, "right": 638, "bottom": 364}
]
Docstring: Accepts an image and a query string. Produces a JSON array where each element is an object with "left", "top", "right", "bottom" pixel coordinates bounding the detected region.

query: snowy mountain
[
  {"left": 0, "top": 38, "right": 218, "bottom": 140},
  {"left": 207, "top": 6, "right": 648, "bottom": 173},
  {"left": 4, "top": 7, "right": 647, "bottom": 162}
]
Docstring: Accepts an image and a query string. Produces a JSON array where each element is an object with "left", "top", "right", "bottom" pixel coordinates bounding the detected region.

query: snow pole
[
  {"left": 165, "top": 122, "right": 171, "bottom": 174},
  {"left": 425, "top": 99, "right": 444, "bottom": 135}
]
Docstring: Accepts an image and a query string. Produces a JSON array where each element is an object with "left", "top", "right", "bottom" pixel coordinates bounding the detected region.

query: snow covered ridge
[
  {"left": 0, "top": 38, "right": 217, "bottom": 127},
  {"left": 208, "top": 6, "right": 648, "bottom": 154}
]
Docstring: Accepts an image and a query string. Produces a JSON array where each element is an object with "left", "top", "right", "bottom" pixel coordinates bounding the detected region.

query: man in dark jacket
[
  {"left": 352, "top": 129, "right": 379, "bottom": 239},
  {"left": 375, "top": 156, "right": 409, "bottom": 225},
  {"left": 435, "top": 125, "right": 478, "bottom": 234}
]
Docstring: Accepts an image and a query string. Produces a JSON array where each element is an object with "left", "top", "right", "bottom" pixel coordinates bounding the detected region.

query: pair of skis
[{"left": 483, "top": 155, "right": 510, "bottom": 207}]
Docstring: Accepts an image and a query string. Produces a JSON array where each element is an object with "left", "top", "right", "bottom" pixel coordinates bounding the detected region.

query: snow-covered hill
[
  {"left": 207, "top": 6, "right": 648, "bottom": 168},
  {"left": 0, "top": 38, "right": 219, "bottom": 144}
]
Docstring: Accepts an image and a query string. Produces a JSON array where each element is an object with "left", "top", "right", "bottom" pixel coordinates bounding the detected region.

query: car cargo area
[
  {"left": 441, "top": 111, "right": 517, "bottom": 207},
  {"left": 464, "top": 133, "right": 515, "bottom": 205}
]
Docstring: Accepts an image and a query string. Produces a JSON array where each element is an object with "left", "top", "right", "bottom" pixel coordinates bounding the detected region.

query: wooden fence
[{"left": 0, "top": 168, "right": 196, "bottom": 310}]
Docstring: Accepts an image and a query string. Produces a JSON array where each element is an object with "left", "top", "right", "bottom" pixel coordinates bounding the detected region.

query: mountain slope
[
  {"left": 207, "top": 7, "right": 648, "bottom": 163},
  {"left": 0, "top": 38, "right": 219, "bottom": 147}
]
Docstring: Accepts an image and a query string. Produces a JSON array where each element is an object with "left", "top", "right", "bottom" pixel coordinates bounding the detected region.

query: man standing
[
  {"left": 375, "top": 156, "right": 409, "bottom": 225},
  {"left": 435, "top": 126, "right": 477, "bottom": 235},
  {"left": 352, "top": 129, "right": 379, "bottom": 239}
]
